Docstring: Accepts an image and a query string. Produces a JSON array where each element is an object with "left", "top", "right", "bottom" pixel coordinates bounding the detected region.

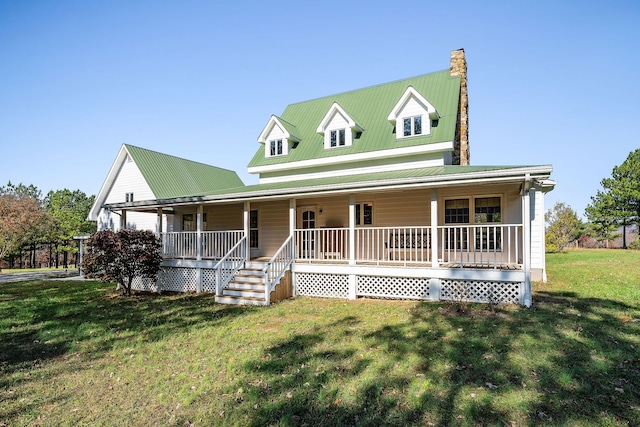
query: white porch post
[
  {"left": 196, "top": 205, "right": 203, "bottom": 293},
  {"left": 348, "top": 195, "right": 356, "bottom": 300},
  {"left": 244, "top": 201, "right": 250, "bottom": 261},
  {"left": 156, "top": 207, "right": 163, "bottom": 236},
  {"left": 289, "top": 199, "right": 296, "bottom": 236},
  {"left": 523, "top": 175, "right": 532, "bottom": 307},
  {"left": 430, "top": 190, "right": 439, "bottom": 268},
  {"left": 290, "top": 198, "right": 296, "bottom": 297},
  {"left": 430, "top": 189, "right": 441, "bottom": 301},
  {"left": 120, "top": 210, "right": 127, "bottom": 230},
  {"left": 196, "top": 205, "right": 203, "bottom": 261},
  {"left": 348, "top": 195, "right": 356, "bottom": 266}
]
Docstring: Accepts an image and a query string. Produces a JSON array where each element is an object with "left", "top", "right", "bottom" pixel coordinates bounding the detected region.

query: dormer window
[
  {"left": 317, "top": 102, "right": 363, "bottom": 150},
  {"left": 258, "top": 115, "right": 300, "bottom": 158},
  {"left": 388, "top": 86, "right": 439, "bottom": 140},
  {"left": 330, "top": 129, "right": 346, "bottom": 147},
  {"left": 403, "top": 116, "right": 422, "bottom": 137},
  {"left": 270, "top": 139, "right": 284, "bottom": 156}
]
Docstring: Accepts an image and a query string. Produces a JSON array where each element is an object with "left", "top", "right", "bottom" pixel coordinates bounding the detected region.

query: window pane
[
  {"left": 445, "top": 199, "right": 470, "bottom": 224},
  {"left": 355, "top": 204, "right": 361, "bottom": 225},
  {"left": 474, "top": 197, "right": 501, "bottom": 223},
  {"left": 183, "top": 214, "right": 194, "bottom": 231},
  {"left": 250, "top": 210, "right": 258, "bottom": 228},
  {"left": 414, "top": 116, "right": 422, "bottom": 135},
  {"left": 403, "top": 118, "right": 411, "bottom": 136},
  {"left": 330, "top": 130, "right": 337, "bottom": 147},
  {"left": 270, "top": 141, "right": 276, "bottom": 156},
  {"left": 339, "top": 129, "right": 345, "bottom": 146},
  {"left": 363, "top": 203, "right": 373, "bottom": 225},
  {"left": 277, "top": 139, "right": 283, "bottom": 154}
]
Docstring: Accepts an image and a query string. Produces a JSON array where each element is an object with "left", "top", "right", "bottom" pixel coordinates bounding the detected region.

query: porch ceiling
[{"left": 104, "top": 164, "right": 553, "bottom": 211}]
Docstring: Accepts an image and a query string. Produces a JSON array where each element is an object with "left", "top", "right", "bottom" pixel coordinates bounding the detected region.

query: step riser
[
  {"left": 226, "top": 283, "right": 265, "bottom": 291},
  {"left": 223, "top": 290, "right": 265, "bottom": 298},
  {"left": 233, "top": 275, "right": 265, "bottom": 284},
  {"left": 216, "top": 296, "right": 268, "bottom": 306}
]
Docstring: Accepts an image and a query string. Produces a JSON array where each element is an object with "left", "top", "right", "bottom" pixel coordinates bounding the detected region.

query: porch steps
[{"left": 216, "top": 261, "right": 269, "bottom": 306}]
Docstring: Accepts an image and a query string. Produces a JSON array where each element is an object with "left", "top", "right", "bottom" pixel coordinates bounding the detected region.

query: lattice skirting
[
  {"left": 296, "top": 273, "right": 349, "bottom": 298},
  {"left": 131, "top": 276, "right": 159, "bottom": 293},
  {"left": 440, "top": 279, "right": 522, "bottom": 304},
  {"left": 357, "top": 275, "right": 431, "bottom": 300},
  {"left": 157, "top": 267, "right": 197, "bottom": 293}
]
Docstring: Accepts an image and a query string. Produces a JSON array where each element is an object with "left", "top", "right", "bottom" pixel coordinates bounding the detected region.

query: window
[
  {"left": 444, "top": 198, "right": 503, "bottom": 250},
  {"left": 474, "top": 197, "right": 501, "bottom": 223},
  {"left": 329, "top": 129, "right": 347, "bottom": 148},
  {"left": 474, "top": 197, "right": 502, "bottom": 250},
  {"left": 125, "top": 192, "right": 134, "bottom": 202},
  {"left": 403, "top": 116, "right": 423, "bottom": 137},
  {"left": 445, "top": 199, "right": 469, "bottom": 249},
  {"left": 445, "top": 199, "right": 469, "bottom": 224},
  {"left": 355, "top": 202, "right": 373, "bottom": 226},
  {"left": 269, "top": 139, "right": 283, "bottom": 156},
  {"left": 250, "top": 210, "right": 258, "bottom": 249},
  {"left": 182, "top": 214, "right": 195, "bottom": 231}
]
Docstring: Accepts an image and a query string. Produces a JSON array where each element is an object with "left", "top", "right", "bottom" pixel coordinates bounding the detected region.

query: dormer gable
[
  {"left": 316, "top": 102, "right": 363, "bottom": 149},
  {"left": 258, "top": 115, "right": 301, "bottom": 158},
  {"left": 387, "top": 86, "right": 440, "bottom": 139}
]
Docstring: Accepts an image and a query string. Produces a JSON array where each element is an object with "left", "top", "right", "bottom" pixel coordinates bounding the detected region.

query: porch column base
[
  {"left": 196, "top": 268, "right": 203, "bottom": 293},
  {"left": 430, "top": 278, "right": 441, "bottom": 301},
  {"left": 348, "top": 274, "right": 356, "bottom": 300}
]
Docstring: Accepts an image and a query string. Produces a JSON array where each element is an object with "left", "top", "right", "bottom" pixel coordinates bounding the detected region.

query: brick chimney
[{"left": 450, "top": 48, "right": 469, "bottom": 165}]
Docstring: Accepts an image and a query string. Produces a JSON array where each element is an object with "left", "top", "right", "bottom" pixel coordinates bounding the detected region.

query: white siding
[
  {"left": 95, "top": 158, "right": 160, "bottom": 232},
  {"left": 252, "top": 200, "right": 290, "bottom": 257},
  {"left": 530, "top": 189, "right": 546, "bottom": 276},
  {"left": 398, "top": 96, "right": 427, "bottom": 118},
  {"left": 104, "top": 158, "right": 155, "bottom": 205}
]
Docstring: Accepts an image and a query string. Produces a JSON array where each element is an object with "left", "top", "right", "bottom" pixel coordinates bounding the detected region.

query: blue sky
[{"left": 1, "top": 0, "right": 638, "bottom": 219}]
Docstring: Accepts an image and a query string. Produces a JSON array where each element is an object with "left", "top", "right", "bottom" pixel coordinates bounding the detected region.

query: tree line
[
  {"left": 0, "top": 182, "right": 96, "bottom": 271},
  {"left": 546, "top": 148, "right": 640, "bottom": 252}
]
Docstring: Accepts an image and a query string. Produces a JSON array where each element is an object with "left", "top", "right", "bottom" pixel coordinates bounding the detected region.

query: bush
[{"left": 82, "top": 229, "right": 162, "bottom": 295}]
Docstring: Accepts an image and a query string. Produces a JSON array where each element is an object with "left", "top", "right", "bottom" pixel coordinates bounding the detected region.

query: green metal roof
[
  {"left": 248, "top": 69, "right": 461, "bottom": 168},
  {"left": 125, "top": 145, "right": 245, "bottom": 199},
  {"left": 104, "top": 164, "right": 554, "bottom": 209}
]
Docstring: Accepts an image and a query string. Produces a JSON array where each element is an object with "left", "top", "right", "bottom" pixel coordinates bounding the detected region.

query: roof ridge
[{"left": 124, "top": 144, "right": 238, "bottom": 174}]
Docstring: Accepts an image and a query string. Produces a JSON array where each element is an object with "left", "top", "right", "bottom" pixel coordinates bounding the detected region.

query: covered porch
[{"left": 107, "top": 166, "right": 552, "bottom": 306}]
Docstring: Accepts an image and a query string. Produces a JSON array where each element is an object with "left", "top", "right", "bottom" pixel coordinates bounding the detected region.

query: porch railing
[
  {"left": 437, "top": 224, "right": 522, "bottom": 268},
  {"left": 294, "top": 228, "right": 348, "bottom": 262},
  {"left": 214, "top": 236, "right": 247, "bottom": 295},
  {"left": 161, "top": 230, "right": 243, "bottom": 259},
  {"left": 162, "top": 231, "right": 197, "bottom": 259},
  {"left": 355, "top": 226, "right": 431, "bottom": 265},
  {"left": 202, "top": 230, "right": 244, "bottom": 259},
  {"left": 264, "top": 235, "right": 294, "bottom": 305}
]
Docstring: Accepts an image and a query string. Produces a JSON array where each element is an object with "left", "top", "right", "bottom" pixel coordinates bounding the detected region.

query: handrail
[
  {"left": 213, "top": 236, "right": 247, "bottom": 295},
  {"left": 263, "top": 235, "right": 294, "bottom": 305}
]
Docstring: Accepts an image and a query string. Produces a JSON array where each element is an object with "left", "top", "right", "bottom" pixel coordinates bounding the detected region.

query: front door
[{"left": 297, "top": 207, "right": 316, "bottom": 258}]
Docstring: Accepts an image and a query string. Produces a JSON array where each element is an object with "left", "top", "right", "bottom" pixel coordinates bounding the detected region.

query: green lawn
[{"left": 1, "top": 249, "right": 639, "bottom": 426}]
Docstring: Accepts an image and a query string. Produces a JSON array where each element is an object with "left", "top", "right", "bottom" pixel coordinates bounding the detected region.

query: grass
[{"left": 1, "top": 249, "right": 639, "bottom": 426}]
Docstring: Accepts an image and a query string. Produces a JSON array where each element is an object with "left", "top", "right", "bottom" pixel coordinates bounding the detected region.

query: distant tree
[
  {"left": 589, "top": 149, "right": 640, "bottom": 248},
  {"left": 585, "top": 190, "right": 621, "bottom": 247},
  {"left": 82, "top": 229, "right": 162, "bottom": 296},
  {"left": 44, "top": 189, "right": 96, "bottom": 268},
  {"left": 545, "top": 202, "right": 584, "bottom": 252},
  {"left": 0, "top": 183, "right": 45, "bottom": 271}
]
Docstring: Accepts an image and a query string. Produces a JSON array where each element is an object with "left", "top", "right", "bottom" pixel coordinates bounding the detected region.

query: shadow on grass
[
  {"left": 0, "top": 280, "right": 247, "bottom": 391},
  {"left": 217, "top": 292, "right": 640, "bottom": 426}
]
